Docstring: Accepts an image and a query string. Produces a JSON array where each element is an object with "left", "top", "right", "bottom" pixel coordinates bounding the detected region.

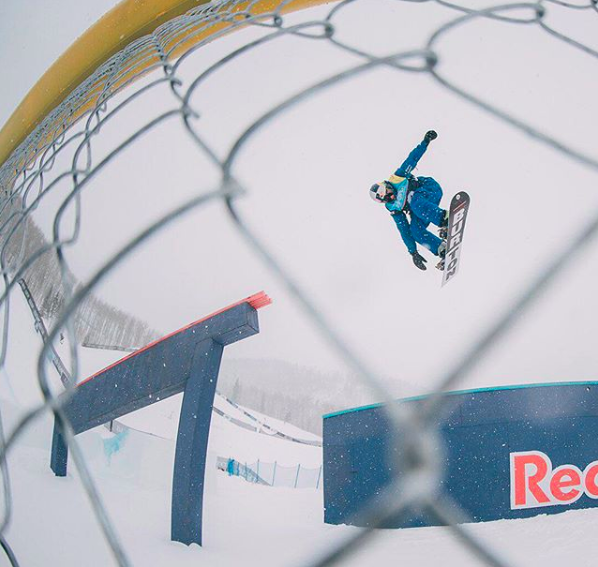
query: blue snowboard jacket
[{"left": 384, "top": 139, "right": 445, "bottom": 255}]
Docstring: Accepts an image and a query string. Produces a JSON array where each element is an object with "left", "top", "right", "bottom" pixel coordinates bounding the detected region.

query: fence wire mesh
[{"left": 0, "top": 0, "right": 597, "bottom": 566}]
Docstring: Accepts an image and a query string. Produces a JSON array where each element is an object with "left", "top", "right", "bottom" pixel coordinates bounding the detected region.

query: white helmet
[{"left": 369, "top": 182, "right": 389, "bottom": 203}]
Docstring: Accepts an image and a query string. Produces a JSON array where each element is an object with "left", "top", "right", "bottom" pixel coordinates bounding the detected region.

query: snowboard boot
[{"left": 438, "top": 210, "right": 449, "bottom": 239}]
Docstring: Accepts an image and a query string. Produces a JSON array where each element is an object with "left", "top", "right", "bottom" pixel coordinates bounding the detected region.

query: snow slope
[{"left": 5, "top": 409, "right": 598, "bottom": 567}]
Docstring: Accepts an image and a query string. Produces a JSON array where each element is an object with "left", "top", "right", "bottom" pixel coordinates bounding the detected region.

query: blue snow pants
[{"left": 409, "top": 177, "right": 444, "bottom": 255}]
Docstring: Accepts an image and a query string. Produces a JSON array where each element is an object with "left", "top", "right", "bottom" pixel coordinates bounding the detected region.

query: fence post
[
  {"left": 294, "top": 464, "right": 301, "bottom": 488},
  {"left": 272, "top": 461, "right": 277, "bottom": 486},
  {"left": 256, "top": 459, "right": 260, "bottom": 483},
  {"left": 316, "top": 465, "right": 322, "bottom": 490}
]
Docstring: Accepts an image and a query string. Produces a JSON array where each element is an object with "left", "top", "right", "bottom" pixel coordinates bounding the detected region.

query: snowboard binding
[
  {"left": 436, "top": 240, "right": 446, "bottom": 271},
  {"left": 438, "top": 210, "right": 449, "bottom": 239}
]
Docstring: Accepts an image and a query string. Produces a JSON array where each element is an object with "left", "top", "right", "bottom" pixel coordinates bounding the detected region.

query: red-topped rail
[
  {"left": 51, "top": 290, "right": 272, "bottom": 547},
  {"left": 79, "top": 291, "right": 272, "bottom": 387}
]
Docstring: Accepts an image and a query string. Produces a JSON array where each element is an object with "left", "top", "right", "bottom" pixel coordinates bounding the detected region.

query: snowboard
[{"left": 441, "top": 191, "right": 471, "bottom": 287}]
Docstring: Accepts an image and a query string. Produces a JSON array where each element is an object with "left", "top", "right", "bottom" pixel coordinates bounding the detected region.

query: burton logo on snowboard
[{"left": 442, "top": 191, "right": 470, "bottom": 287}]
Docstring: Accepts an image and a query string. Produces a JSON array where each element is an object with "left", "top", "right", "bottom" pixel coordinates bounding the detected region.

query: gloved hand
[
  {"left": 411, "top": 251, "right": 427, "bottom": 271},
  {"left": 424, "top": 130, "right": 438, "bottom": 142}
]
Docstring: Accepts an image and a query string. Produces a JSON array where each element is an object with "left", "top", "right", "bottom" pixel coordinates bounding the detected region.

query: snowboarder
[{"left": 369, "top": 130, "right": 448, "bottom": 271}]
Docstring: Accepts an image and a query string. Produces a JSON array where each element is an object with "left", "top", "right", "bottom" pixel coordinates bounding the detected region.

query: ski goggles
[{"left": 370, "top": 182, "right": 394, "bottom": 203}]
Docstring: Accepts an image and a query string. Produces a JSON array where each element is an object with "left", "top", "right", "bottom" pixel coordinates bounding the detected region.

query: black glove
[
  {"left": 411, "top": 251, "right": 427, "bottom": 271},
  {"left": 424, "top": 130, "right": 438, "bottom": 143}
]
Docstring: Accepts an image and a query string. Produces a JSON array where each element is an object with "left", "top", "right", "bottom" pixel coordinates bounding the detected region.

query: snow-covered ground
[{"left": 5, "top": 402, "right": 598, "bottom": 567}]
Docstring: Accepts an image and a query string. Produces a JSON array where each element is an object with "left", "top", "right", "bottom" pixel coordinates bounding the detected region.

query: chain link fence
[{"left": 0, "top": 0, "right": 597, "bottom": 566}]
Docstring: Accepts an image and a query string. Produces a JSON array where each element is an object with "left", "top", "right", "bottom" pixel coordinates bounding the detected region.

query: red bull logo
[{"left": 510, "top": 451, "right": 598, "bottom": 509}]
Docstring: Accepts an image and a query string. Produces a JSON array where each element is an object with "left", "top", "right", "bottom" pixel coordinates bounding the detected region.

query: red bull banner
[{"left": 324, "top": 382, "right": 598, "bottom": 528}]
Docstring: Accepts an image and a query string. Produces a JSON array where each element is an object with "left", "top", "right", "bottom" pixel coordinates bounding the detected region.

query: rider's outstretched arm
[{"left": 394, "top": 130, "right": 437, "bottom": 177}]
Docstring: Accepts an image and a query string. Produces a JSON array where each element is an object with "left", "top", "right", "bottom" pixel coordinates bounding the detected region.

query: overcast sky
[{"left": 2, "top": 0, "right": 598, "bottom": 403}]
